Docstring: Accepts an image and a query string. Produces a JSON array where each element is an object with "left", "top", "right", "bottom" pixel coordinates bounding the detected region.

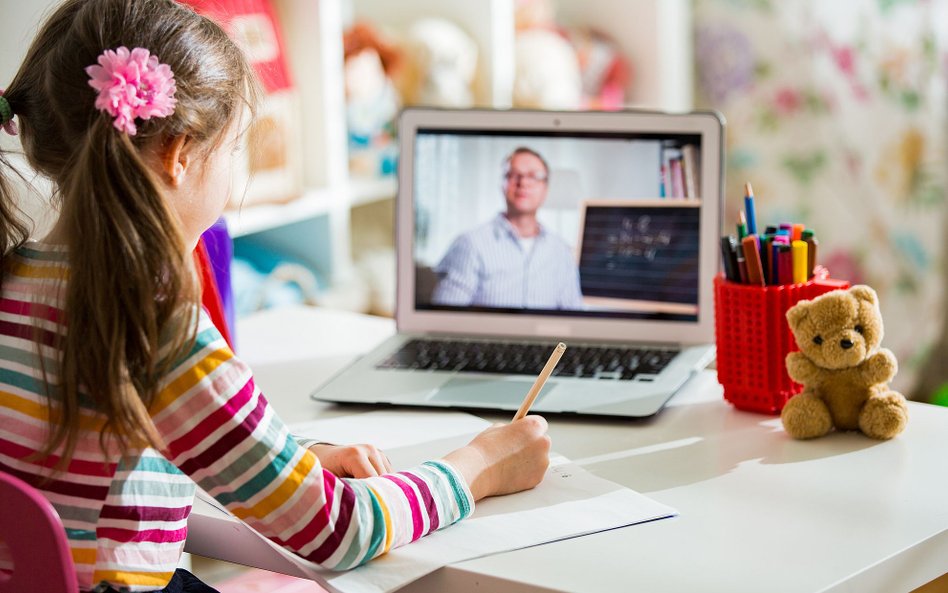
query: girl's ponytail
[
  {"left": 47, "top": 118, "right": 199, "bottom": 460},
  {"left": 2, "top": 0, "right": 258, "bottom": 469}
]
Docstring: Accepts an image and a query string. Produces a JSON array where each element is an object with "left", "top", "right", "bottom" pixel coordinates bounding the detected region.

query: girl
[{"left": 0, "top": 1, "right": 551, "bottom": 592}]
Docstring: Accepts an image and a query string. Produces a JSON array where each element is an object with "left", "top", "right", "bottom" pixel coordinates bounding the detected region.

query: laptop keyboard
[{"left": 376, "top": 339, "right": 679, "bottom": 381}]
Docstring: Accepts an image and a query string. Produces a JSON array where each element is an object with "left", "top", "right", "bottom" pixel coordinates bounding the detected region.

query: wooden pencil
[{"left": 513, "top": 342, "right": 567, "bottom": 421}]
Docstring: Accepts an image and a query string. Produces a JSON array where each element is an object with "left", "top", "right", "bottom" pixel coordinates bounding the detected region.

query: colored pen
[
  {"left": 777, "top": 243, "right": 793, "bottom": 285},
  {"left": 744, "top": 182, "right": 758, "bottom": 236},
  {"left": 761, "top": 234, "right": 775, "bottom": 284},
  {"left": 802, "top": 229, "right": 818, "bottom": 279},
  {"left": 742, "top": 235, "right": 765, "bottom": 286},
  {"left": 792, "top": 240, "right": 808, "bottom": 284},
  {"left": 720, "top": 235, "right": 740, "bottom": 282},
  {"left": 736, "top": 246, "right": 748, "bottom": 283},
  {"left": 791, "top": 223, "right": 805, "bottom": 242}
]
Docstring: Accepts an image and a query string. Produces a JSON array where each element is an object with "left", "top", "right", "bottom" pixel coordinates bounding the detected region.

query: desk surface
[{"left": 207, "top": 306, "right": 948, "bottom": 593}]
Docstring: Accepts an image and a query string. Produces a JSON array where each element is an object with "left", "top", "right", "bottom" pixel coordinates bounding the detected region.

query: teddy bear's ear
[
  {"left": 850, "top": 285, "right": 878, "bottom": 306},
  {"left": 786, "top": 301, "right": 809, "bottom": 327}
]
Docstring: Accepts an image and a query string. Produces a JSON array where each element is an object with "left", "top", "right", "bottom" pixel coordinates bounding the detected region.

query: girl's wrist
[{"left": 442, "top": 445, "right": 492, "bottom": 501}]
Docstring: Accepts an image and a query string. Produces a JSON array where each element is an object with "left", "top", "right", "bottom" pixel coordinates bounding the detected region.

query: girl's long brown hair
[{"left": 0, "top": 0, "right": 257, "bottom": 469}]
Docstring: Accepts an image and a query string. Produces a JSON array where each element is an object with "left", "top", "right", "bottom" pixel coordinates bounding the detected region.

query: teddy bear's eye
[
  {"left": 854, "top": 325, "right": 864, "bottom": 334},
  {"left": 812, "top": 335, "right": 824, "bottom": 346}
]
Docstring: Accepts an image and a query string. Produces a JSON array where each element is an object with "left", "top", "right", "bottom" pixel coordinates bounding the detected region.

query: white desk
[{"left": 190, "top": 306, "right": 948, "bottom": 593}]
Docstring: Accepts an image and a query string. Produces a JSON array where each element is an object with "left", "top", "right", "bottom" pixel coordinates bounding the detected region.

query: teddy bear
[{"left": 781, "top": 285, "right": 909, "bottom": 440}]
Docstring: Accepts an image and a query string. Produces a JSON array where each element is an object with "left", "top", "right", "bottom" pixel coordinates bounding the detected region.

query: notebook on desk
[{"left": 311, "top": 108, "right": 724, "bottom": 418}]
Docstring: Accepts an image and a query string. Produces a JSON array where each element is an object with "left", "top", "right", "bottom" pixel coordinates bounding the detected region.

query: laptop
[{"left": 312, "top": 108, "right": 724, "bottom": 418}]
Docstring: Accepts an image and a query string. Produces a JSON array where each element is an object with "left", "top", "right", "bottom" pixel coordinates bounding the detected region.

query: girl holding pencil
[{"left": 0, "top": 1, "right": 550, "bottom": 590}]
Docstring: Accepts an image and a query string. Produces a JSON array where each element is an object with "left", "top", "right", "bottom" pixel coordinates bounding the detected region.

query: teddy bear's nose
[{"left": 840, "top": 339, "right": 854, "bottom": 349}]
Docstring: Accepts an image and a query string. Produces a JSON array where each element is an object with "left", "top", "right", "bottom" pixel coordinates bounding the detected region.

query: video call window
[{"left": 412, "top": 130, "right": 703, "bottom": 322}]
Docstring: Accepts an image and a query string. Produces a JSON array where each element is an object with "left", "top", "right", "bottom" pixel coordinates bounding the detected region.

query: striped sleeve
[{"left": 151, "top": 311, "right": 474, "bottom": 569}]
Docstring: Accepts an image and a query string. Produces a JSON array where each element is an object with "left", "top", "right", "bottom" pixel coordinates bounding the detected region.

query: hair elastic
[
  {"left": 0, "top": 90, "right": 18, "bottom": 136},
  {"left": 85, "top": 46, "right": 177, "bottom": 136}
]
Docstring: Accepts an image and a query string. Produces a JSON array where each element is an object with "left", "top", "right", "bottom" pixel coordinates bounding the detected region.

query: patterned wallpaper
[{"left": 693, "top": 0, "right": 948, "bottom": 400}]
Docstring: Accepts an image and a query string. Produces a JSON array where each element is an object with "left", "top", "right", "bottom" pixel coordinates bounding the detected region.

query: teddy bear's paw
[
  {"left": 863, "top": 349, "right": 898, "bottom": 384},
  {"left": 781, "top": 393, "right": 833, "bottom": 440},
  {"left": 858, "top": 391, "right": 909, "bottom": 440}
]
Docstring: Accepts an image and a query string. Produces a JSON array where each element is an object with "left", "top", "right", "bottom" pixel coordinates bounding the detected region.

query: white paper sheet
[{"left": 190, "top": 411, "right": 677, "bottom": 593}]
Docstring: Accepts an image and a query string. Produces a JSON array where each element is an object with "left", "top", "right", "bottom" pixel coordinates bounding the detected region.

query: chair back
[{"left": 0, "top": 471, "right": 78, "bottom": 593}]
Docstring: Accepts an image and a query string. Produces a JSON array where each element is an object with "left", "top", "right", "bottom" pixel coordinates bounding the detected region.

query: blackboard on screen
[{"left": 578, "top": 201, "right": 701, "bottom": 305}]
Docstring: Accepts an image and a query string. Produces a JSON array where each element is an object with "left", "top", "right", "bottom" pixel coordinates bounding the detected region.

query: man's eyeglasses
[{"left": 504, "top": 171, "right": 548, "bottom": 184}]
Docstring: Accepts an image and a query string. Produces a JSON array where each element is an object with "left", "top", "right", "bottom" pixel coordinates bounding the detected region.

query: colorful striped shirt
[
  {"left": 0, "top": 243, "right": 473, "bottom": 591},
  {"left": 432, "top": 213, "right": 584, "bottom": 309}
]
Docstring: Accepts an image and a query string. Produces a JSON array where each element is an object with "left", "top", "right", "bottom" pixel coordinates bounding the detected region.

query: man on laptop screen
[{"left": 432, "top": 146, "right": 583, "bottom": 309}]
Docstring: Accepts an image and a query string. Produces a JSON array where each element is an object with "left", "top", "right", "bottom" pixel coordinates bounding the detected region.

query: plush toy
[
  {"left": 399, "top": 18, "right": 478, "bottom": 108},
  {"left": 343, "top": 22, "right": 402, "bottom": 177},
  {"left": 513, "top": 30, "right": 582, "bottom": 109},
  {"left": 781, "top": 285, "right": 909, "bottom": 440},
  {"left": 567, "top": 27, "right": 632, "bottom": 110},
  {"left": 512, "top": 0, "right": 582, "bottom": 110}
]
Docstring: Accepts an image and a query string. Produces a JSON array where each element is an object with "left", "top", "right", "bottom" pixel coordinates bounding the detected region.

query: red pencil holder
[{"left": 713, "top": 271, "right": 849, "bottom": 414}]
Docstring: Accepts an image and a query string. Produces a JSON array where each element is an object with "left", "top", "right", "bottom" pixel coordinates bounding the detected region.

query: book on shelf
[
  {"left": 669, "top": 156, "right": 685, "bottom": 199},
  {"left": 681, "top": 143, "right": 699, "bottom": 199},
  {"left": 660, "top": 144, "right": 682, "bottom": 198},
  {"left": 660, "top": 142, "right": 701, "bottom": 200}
]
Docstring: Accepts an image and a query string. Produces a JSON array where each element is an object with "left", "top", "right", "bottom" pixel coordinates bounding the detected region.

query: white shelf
[
  {"left": 224, "top": 187, "right": 340, "bottom": 238},
  {"left": 349, "top": 176, "right": 398, "bottom": 208}
]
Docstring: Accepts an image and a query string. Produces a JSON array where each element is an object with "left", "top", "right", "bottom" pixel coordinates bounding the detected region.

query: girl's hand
[
  {"left": 442, "top": 415, "right": 552, "bottom": 500},
  {"left": 308, "top": 443, "right": 392, "bottom": 478}
]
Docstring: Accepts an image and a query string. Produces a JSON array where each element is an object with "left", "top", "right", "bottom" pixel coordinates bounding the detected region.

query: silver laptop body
[{"left": 312, "top": 108, "right": 724, "bottom": 418}]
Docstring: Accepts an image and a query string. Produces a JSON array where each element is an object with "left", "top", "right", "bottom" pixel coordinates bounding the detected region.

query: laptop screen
[{"left": 411, "top": 129, "right": 704, "bottom": 323}]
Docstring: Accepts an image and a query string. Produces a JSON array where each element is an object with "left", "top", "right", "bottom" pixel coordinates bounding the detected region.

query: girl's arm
[{"left": 150, "top": 312, "right": 473, "bottom": 570}]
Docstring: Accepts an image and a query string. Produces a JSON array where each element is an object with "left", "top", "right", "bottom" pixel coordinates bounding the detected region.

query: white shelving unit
[{"left": 230, "top": 0, "right": 694, "bottom": 293}]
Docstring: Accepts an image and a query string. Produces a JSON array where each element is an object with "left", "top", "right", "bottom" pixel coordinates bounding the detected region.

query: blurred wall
[{"left": 693, "top": 0, "right": 948, "bottom": 399}]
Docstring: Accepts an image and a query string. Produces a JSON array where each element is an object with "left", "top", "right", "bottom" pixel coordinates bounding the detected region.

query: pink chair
[{"left": 0, "top": 471, "right": 78, "bottom": 593}]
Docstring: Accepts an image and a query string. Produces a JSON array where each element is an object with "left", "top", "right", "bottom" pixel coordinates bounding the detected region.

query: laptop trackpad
[{"left": 429, "top": 378, "right": 556, "bottom": 408}]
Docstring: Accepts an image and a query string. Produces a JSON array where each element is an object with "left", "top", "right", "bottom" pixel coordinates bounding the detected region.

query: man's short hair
[{"left": 503, "top": 146, "right": 549, "bottom": 179}]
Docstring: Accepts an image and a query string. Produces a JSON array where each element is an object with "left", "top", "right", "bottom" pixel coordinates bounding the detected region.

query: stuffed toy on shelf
[
  {"left": 343, "top": 22, "right": 402, "bottom": 178},
  {"left": 512, "top": 0, "right": 582, "bottom": 110},
  {"left": 399, "top": 17, "right": 478, "bottom": 108},
  {"left": 567, "top": 27, "right": 632, "bottom": 110},
  {"left": 781, "top": 285, "right": 909, "bottom": 440}
]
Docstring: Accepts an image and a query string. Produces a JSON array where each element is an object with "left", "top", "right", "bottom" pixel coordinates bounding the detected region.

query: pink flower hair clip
[{"left": 85, "top": 46, "right": 177, "bottom": 136}]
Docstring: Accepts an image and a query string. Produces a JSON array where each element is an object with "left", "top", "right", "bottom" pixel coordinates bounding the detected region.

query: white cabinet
[{"left": 223, "top": 0, "right": 697, "bottom": 297}]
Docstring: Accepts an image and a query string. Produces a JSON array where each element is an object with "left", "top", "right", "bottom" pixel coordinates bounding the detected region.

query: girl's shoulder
[
  {"left": 3, "top": 240, "right": 68, "bottom": 284},
  {"left": 9, "top": 240, "right": 68, "bottom": 264},
  {"left": 16, "top": 239, "right": 67, "bottom": 253}
]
